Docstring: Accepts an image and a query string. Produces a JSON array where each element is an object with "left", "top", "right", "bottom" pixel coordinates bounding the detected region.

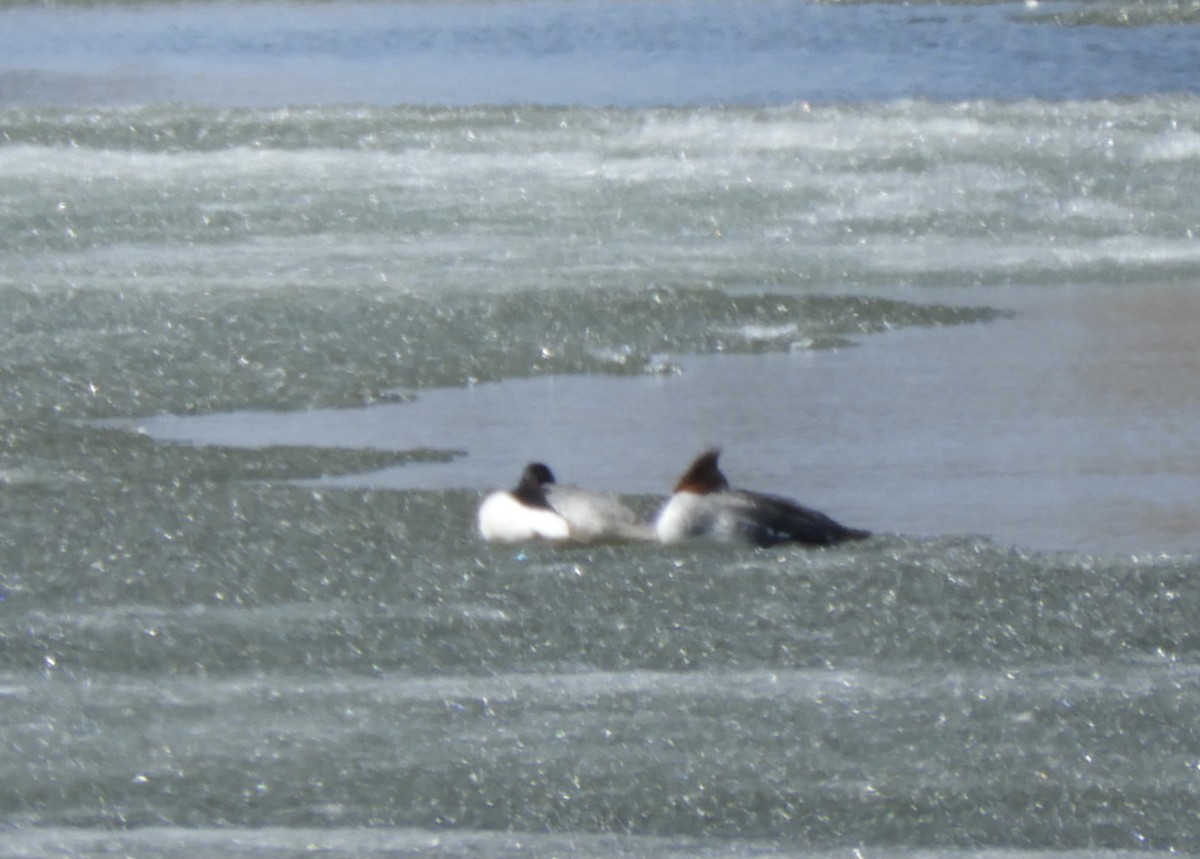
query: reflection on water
[
  {"left": 1071, "top": 285, "right": 1200, "bottom": 416},
  {"left": 116, "top": 285, "right": 1200, "bottom": 555}
]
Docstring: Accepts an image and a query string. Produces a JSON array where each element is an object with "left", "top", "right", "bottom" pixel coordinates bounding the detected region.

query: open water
[{"left": 3, "top": 1, "right": 1200, "bottom": 856}]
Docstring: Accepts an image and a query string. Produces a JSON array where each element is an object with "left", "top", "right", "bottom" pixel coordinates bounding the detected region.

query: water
[
  {"left": 3, "top": 0, "right": 1200, "bottom": 106},
  {"left": 3, "top": 1, "right": 1200, "bottom": 856}
]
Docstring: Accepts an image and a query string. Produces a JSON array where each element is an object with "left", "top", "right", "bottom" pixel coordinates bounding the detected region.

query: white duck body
[
  {"left": 655, "top": 449, "right": 871, "bottom": 548},
  {"left": 478, "top": 463, "right": 654, "bottom": 544},
  {"left": 477, "top": 488, "right": 571, "bottom": 543},
  {"left": 655, "top": 490, "right": 756, "bottom": 544}
]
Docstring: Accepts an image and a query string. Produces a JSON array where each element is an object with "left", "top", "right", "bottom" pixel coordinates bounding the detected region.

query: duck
[
  {"left": 655, "top": 448, "right": 870, "bottom": 547},
  {"left": 478, "top": 462, "right": 655, "bottom": 544}
]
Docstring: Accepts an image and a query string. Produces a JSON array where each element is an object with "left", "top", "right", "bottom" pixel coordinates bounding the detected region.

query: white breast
[
  {"left": 655, "top": 492, "right": 738, "bottom": 544},
  {"left": 477, "top": 491, "right": 571, "bottom": 543}
]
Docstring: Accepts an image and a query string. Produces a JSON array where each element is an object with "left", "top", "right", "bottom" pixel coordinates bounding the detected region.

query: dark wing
[{"left": 733, "top": 490, "right": 870, "bottom": 547}]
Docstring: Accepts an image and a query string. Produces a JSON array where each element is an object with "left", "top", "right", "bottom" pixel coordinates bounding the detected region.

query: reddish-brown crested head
[{"left": 673, "top": 448, "right": 730, "bottom": 494}]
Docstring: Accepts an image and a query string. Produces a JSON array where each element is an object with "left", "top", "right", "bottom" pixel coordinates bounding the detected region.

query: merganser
[
  {"left": 478, "top": 462, "right": 655, "bottom": 544},
  {"left": 655, "top": 449, "right": 870, "bottom": 547}
]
